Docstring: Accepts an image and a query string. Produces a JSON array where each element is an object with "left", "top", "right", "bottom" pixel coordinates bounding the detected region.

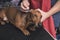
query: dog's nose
[
  {"left": 28, "top": 22, "right": 35, "bottom": 27},
  {"left": 29, "top": 22, "right": 35, "bottom": 25}
]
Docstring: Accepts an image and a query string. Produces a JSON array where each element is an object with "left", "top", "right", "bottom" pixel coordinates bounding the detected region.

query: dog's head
[{"left": 25, "top": 9, "right": 42, "bottom": 28}]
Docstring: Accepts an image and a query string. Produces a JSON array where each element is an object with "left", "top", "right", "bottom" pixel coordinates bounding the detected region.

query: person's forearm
[{"left": 47, "top": 0, "right": 60, "bottom": 16}]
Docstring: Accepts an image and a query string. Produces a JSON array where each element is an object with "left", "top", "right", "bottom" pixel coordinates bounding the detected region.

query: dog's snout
[
  {"left": 29, "top": 22, "right": 35, "bottom": 25},
  {"left": 28, "top": 22, "right": 36, "bottom": 27}
]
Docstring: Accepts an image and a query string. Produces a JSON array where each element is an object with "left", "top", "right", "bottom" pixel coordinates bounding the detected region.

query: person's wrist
[{"left": 46, "top": 11, "right": 52, "bottom": 18}]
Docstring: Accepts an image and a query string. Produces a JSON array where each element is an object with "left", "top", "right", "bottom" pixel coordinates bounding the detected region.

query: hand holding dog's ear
[{"left": 36, "top": 9, "right": 50, "bottom": 22}]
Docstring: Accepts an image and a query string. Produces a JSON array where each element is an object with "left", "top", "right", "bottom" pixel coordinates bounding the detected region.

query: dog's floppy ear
[
  {"left": 30, "top": 9, "right": 42, "bottom": 18},
  {"left": 30, "top": 9, "right": 35, "bottom": 14}
]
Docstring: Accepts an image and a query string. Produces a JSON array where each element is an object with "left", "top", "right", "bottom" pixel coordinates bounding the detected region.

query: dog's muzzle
[{"left": 27, "top": 22, "right": 39, "bottom": 28}]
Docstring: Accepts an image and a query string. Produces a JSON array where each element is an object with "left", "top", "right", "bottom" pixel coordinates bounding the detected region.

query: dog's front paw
[
  {"left": 0, "top": 21, "right": 6, "bottom": 25},
  {"left": 23, "top": 30, "right": 30, "bottom": 36}
]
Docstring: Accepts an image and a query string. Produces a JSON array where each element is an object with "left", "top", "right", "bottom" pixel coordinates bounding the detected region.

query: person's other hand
[
  {"left": 36, "top": 9, "right": 50, "bottom": 22},
  {"left": 21, "top": 0, "right": 30, "bottom": 11}
]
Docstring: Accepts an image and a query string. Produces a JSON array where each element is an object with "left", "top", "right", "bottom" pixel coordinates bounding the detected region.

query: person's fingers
[
  {"left": 22, "top": 1, "right": 30, "bottom": 8},
  {"left": 40, "top": 13, "right": 49, "bottom": 22},
  {"left": 20, "top": 1, "right": 30, "bottom": 10},
  {"left": 36, "top": 9, "right": 42, "bottom": 12},
  {"left": 21, "top": 3, "right": 27, "bottom": 10},
  {"left": 36, "top": 9, "right": 48, "bottom": 22},
  {"left": 36, "top": 9, "right": 45, "bottom": 22},
  {"left": 36, "top": 9, "right": 45, "bottom": 15},
  {"left": 40, "top": 17, "right": 44, "bottom": 22},
  {"left": 21, "top": 3, "right": 29, "bottom": 10}
]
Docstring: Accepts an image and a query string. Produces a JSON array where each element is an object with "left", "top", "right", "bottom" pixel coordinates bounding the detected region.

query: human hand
[
  {"left": 21, "top": 0, "right": 30, "bottom": 11},
  {"left": 36, "top": 9, "right": 50, "bottom": 22}
]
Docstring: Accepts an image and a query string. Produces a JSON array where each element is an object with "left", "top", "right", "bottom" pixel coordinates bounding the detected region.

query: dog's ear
[
  {"left": 35, "top": 10, "right": 42, "bottom": 18},
  {"left": 30, "top": 9, "right": 35, "bottom": 14},
  {"left": 34, "top": 10, "right": 42, "bottom": 22},
  {"left": 30, "top": 9, "right": 42, "bottom": 18}
]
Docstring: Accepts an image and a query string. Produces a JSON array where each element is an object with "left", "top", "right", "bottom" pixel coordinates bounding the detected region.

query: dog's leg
[
  {"left": 0, "top": 11, "right": 6, "bottom": 25},
  {"left": 15, "top": 22, "right": 30, "bottom": 36},
  {"left": 1, "top": 10, "right": 9, "bottom": 23},
  {"left": 15, "top": 14, "right": 30, "bottom": 36},
  {"left": 20, "top": 27, "right": 30, "bottom": 36},
  {"left": 0, "top": 21, "right": 5, "bottom": 25},
  {"left": 19, "top": 26, "right": 30, "bottom": 36}
]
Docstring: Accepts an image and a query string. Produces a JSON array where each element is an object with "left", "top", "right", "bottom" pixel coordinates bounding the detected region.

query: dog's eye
[{"left": 33, "top": 14, "right": 37, "bottom": 17}]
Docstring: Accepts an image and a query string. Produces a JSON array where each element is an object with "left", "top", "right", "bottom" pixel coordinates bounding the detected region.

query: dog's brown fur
[
  {"left": 0, "top": 7, "right": 42, "bottom": 36},
  {"left": 0, "top": 8, "right": 8, "bottom": 25}
]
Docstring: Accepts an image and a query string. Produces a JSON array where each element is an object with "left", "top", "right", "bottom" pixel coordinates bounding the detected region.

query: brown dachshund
[{"left": 1, "top": 6, "right": 42, "bottom": 36}]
